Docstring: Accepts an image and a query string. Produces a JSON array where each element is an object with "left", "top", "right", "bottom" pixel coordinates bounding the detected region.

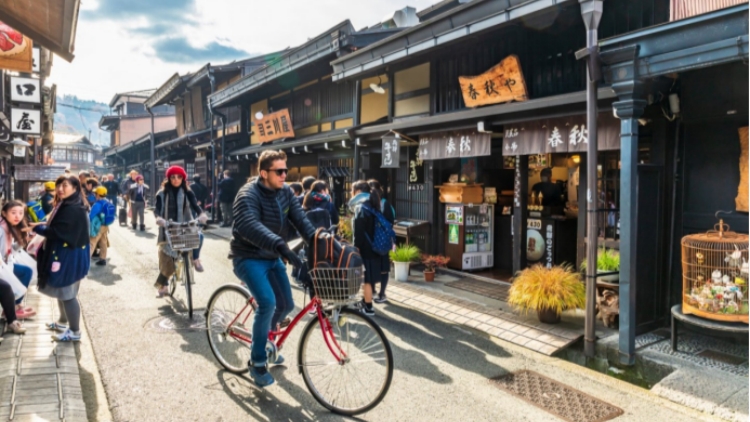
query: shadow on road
[{"left": 86, "top": 264, "right": 123, "bottom": 286}]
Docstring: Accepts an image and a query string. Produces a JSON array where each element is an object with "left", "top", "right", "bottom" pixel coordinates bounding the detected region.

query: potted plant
[
  {"left": 389, "top": 244, "right": 421, "bottom": 282},
  {"left": 421, "top": 255, "right": 450, "bottom": 282},
  {"left": 338, "top": 216, "right": 353, "bottom": 242},
  {"left": 508, "top": 264, "right": 585, "bottom": 324},
  {"left": 580, "top": 248, "right": 620, "bottom": 283}
]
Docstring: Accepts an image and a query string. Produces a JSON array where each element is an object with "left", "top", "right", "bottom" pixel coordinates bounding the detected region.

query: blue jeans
[
  {"left": 192, "top": 233, "right": 204, "bottom": 260},
  {"left": 232, "top": 257, "right": 294, "bottom": 366},
  {"left": 13, "top": 263, "right": 32, "bottom": 304}
]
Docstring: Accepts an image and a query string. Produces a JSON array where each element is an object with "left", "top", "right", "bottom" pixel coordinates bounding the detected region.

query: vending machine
[{"left": 445, "top": 203, "right": 494, "bottom": 270}]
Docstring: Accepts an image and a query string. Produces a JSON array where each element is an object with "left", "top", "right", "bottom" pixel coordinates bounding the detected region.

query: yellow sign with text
[{"left": 458, "top": 55, "right": 528, "bottom": 108}]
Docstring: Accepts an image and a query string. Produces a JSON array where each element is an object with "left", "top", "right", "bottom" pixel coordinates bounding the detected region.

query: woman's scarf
[
  {"left": 347, "top": 192, "right": 370, "bottom": 213},
  {"left": 311, "top": 191, "right": 330, "bottom": 204}
]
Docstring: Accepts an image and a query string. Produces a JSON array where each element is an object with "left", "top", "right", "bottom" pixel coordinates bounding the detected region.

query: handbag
[
  {"left": 46, "top": 242, "right": 90, "bottom": 288},
  {"left": 0, "top": 259, "right": 25, "bottom": 300},
  {"left": 12, "top": 249, "right": 37, "bottom": 281},
  {"left": 26, "top": 234, "right": 45, "bottom": 258}
]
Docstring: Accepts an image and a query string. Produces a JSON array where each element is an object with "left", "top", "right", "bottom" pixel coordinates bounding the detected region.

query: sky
[{"left": 47, "top": 0, "right": 438, "bottom": 104}]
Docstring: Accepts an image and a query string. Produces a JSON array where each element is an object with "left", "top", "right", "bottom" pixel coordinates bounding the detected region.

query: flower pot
[
  {"left": 394, "top": 261, "right": 410, "bottom": 282},
  {"left": 424, "top": 270, "right": 435, "bottom": 282},
  {"left": 537, "top": 307, "right": 561, "bottom": 324}
]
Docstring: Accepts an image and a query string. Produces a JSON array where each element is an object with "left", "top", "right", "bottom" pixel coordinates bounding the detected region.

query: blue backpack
[
  {"left": 103, "top": 201, "right": 116, "bottom": 226},
  {"left": 27, "top": 200, "right": 45, "bottom": 222},
  {"left": 361, "top": 204, "right": 396, "bottom": 256}
]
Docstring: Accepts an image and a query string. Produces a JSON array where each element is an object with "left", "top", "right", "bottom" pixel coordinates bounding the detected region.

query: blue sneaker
[{"left": 248, "top": 364, "right": 275, "bottom": 387}]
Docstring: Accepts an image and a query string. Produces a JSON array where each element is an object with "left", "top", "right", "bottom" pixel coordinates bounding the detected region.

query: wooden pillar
[
  {"left": 613, "top": 79, "right": 646, "bottom": 366},
  {"left": 512, "top": 155, "right": 529, "bottom": 274}
]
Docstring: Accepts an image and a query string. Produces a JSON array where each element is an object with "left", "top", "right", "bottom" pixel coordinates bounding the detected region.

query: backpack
[
  {"left": 27, "top": 200, "right": 45, "bottom": 222},
  {"left": 361, "top": 204, "right": 396, "bottom": 256},
  {"left": 103, "top": 201, "right": 116, "bottom": 226},
  {"left": 305, "top": 228, "right": 364, "bottom": 301}
]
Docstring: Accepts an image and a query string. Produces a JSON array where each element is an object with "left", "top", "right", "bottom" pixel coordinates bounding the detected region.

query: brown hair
[
  {"left": 1, "top": 200, "right": 28, "bottom": 248},
  {"left": 258, "top": 150, "right": 287, "bottom": 172}
]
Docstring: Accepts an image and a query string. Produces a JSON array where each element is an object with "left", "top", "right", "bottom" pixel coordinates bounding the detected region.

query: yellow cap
[
  {"left": 44, "top": 181, "right": 55, "bottom": 191},
  {"left": 94, "top": 186, "right": 108, "bottom": 196}
]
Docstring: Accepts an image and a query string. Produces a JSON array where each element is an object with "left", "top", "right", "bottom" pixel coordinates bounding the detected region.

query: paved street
[{"left": 74, "top": 223, "right": 717, "bottom": 422}]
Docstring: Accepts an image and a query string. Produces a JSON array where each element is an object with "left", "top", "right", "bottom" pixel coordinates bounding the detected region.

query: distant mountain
[{"left": 54, "top": 95, "right": 110, "bottom": 148}]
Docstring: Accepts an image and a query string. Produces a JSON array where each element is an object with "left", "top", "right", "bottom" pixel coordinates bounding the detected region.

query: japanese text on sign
[
  {"left": 381, "top": 136, "right": 400, "bottom": 168},
  {"left": 458, "top": 55, "right": 528, "bottom": 108},
  {"left": 255, "top": 109, "right": 294, "bottom": 143}
]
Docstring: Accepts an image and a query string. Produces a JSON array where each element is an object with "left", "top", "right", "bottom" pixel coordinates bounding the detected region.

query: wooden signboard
[
  {"left": 255, "top": 109, "right": 294, "bottom": 143},
  {"left": 0, "top": 22, "right": 32, "bottom": 73},
  {"left": 458, "top": 55, "right": 528, "bottom": 108},
  {"left": 737, "top": 126, "right": 748, "bottom": 212}
]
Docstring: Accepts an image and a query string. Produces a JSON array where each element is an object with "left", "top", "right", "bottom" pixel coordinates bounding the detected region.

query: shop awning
[
  {"left": 501, "top": 113, "right": 620, "bottom": 156},
  {"left": 0, "top": 0, "right": 81, "bottom": 62},
  {"left": 230, "top": 129, "right": 351, "bottom": 156},
  {"left": 319, "top": 167, "right": 351, "bottom": 178}
]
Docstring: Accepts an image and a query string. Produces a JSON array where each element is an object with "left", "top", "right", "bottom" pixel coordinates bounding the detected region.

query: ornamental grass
[{"left": 508, "top": 264, "right": 586, "bottom": 315}]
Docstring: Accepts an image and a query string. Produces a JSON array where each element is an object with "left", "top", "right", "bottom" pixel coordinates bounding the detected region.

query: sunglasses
[
  {"left": 265, "top": 168, "right": 289, "bottom": 176},
  {"left": 169, "top": 175, "right": 184, "bottom": 180}
]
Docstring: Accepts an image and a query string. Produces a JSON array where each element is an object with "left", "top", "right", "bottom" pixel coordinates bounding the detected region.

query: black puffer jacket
[{"left": 230, "top": 179, "right": 316, "bottom": 260}]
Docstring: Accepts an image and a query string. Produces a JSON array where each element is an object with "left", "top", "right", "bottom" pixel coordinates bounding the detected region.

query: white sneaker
[{"left": 52, "top": 328, "right": 81, "bottom": 342}]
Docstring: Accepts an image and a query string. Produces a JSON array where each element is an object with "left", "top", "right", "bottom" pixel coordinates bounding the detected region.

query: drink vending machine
[{"left": 444, "top": 203, "right": 494, "bottom": 270}]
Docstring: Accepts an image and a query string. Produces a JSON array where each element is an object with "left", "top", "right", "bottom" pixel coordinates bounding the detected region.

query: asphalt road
[{"left": 77, "top": 223, "right": 715, "bottom": 422}]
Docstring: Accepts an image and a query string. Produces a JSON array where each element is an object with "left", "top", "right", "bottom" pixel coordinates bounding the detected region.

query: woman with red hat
[{"left": 153, "top": 166, "right": 208, "bottom": 297}]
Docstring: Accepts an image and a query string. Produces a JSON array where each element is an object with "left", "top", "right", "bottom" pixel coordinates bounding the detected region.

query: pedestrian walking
[
  {"left": 89, "top": 186, "right": 114, "bottom": 266},
  {"left": 40, "top": 181, "right": 55, "bottom": 215},
  {"left": 189, "top": 175, "right": 209, "bottom": 210},
  {"left": 84, "top": 178, "right": 99, "bottom": 206},
  {"left": 0, "top": 279, "right": 26, "bottom": 334},
  {"left": 102, "top": 174, "right": 120, "bottom": 211},
  {"left": 120, "top": 170, "right": 138, "bottom": 214},
  {"left": 349, "top": 180, "right": 391, "bottom": 316},
  {"left": 25, "top": 175, "right": 90, "bottom": 342},
  {"left": 153, "top": 166, "right": 209, "bottom": 297},
  {"left": 231, "top": 150, "right": 316, "bottom": 387},
  {"left": 321, "top": 181, "right": 340, "bottom": 227},
  {"left": 302, "top": 180, "right": 333, "bottom": 230},
  {"left": 289, "top": 182, "right": 304, "bottom": 207},
  {"left": 0, "top": 200, "right": 36, "bottom": 318},
  {"left": 302, "top": 176, "right": 316, "bottom": 195},
  {"left": 218, "top": 170, "right": 236, "bottom": 227},
  {"left": 367, "top": 179, "right": 395, "bottom": 303},
  {"left": 127, "top": 175, "right": 149, "bottom": 231}
]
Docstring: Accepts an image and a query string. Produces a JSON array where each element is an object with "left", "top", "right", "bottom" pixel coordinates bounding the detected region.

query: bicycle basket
[
  {"left": 308, "top": 266, "right": 364, "bottom": 305},
  {"left": 165, "top": 225, "right": 201, "bottom": 251}
]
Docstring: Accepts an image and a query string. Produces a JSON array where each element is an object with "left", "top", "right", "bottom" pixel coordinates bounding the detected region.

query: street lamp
[{"left": 10, "top": 137, "right": 31, "bottom": 158}]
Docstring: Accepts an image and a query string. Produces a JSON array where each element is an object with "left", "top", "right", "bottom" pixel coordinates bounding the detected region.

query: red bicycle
[{"left": 205, "top": 266, "right": 394, "bottom": 416}]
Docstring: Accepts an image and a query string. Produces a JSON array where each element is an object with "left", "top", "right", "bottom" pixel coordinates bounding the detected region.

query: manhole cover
[
  {"left": 145, "top": 311, "right": 207, "bottom": 333},
  {"left": 490, "top": 370, "right": 623, "bottom": 422},
  {"left": 696, "top": 349, "right": 747, "bottom": 366}
]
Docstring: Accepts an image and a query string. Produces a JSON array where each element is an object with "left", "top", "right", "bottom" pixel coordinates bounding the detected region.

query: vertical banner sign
[
  {"left": 31, "top": 47, "right": 40, "bottom": 73},
  {"left": 255, "top": 109, "right": 294, "bottom": 143},
  {"left": 10, "top": 77, "right": 40, "bottom": 104},
  {"left": 513, "top": 156, "right": 522, "bottom": 208},
  {"left": 11, "top": 108, "right": 40, "bottom": 134},
  {"left": 0, "top": 22, "right": 32, "bottom": 72},
  {"left": 381, "top": 135, "right": 400, "bottom": 168},
  {"left": 407, "top": 146, "right": 424, "bottom": 184},
  {"left": 458, "top": 55, "right": 528, "bottom": 108}
]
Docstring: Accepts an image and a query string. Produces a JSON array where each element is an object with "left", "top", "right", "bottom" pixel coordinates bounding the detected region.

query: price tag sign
[{"left": 527, "top": 219, "right": 542, "bottom": 230}]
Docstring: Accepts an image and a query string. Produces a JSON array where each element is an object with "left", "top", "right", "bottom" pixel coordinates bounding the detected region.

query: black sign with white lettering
[
  {"left": 417, "top": 131, "right": 491, "bottom": 161},
  {"left": 502, "top": 113, "right": 620, "bottom": 156}
]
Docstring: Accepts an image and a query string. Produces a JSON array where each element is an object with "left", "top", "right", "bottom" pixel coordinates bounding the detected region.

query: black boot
[
  {"left": 140, "top": 224, "right": 145, "bottom": 232},
  {"left": 132, "top": 224, "right": 136, "bottom": 230}
]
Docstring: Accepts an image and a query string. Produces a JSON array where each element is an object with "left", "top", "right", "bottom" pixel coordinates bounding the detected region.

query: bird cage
[{"left": 682, "top": 219, "right": 749, "bottom": 324}]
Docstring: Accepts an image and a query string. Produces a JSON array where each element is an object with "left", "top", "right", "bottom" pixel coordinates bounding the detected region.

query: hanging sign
[
  {"left": 10, "top": 76, "right": 40, "bottom": 104},
  {"left": 458, "top": 55, "right": 528, "bottom": 108},
  {"left": 255, "top": 109, "right": 294, "bottom": 143},
  {"left": 32, "top": 47, "right": 40, "bottom": 73},
  {"left": 381, "top": 135, "right": 400, "bottom": 168},
  {"left": 0, "top": 22, "right": 32, "bottom": 73},
  {"left": 417, "top": 131, "right": 491, "bottom": 161},
  {"left": 11, "top": 108, "right": 40, "bottom": 134},
  {"left": 502, "top": 113, "right": 620, "bottom": 156},
  {"left": 407, "top": 146, "right": 424, "bottom": 184}
]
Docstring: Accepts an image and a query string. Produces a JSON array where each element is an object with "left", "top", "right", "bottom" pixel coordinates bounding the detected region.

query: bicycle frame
[{"left": 225, "top": 295, "right": 350, "bottom": 365}]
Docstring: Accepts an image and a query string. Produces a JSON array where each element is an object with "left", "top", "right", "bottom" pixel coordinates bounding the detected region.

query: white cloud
[{"left": 48, "top": 0, "right": 437, "bottom": 104}]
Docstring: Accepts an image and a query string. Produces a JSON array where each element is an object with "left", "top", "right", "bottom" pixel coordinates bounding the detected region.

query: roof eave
[{"left": 145, "top": 73, "right": 184, "bottom": 109}]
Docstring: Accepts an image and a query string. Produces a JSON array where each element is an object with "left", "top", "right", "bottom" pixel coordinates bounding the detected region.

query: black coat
[
  {"left": 230, "top": 179, "right": 316, "bottom": 260},
  {"left": 34, "top": 195, "right": 90, "bottom": 286},
  {"left": 189, "top": 182, "right": 209, "bottom": 206},
  {"left": 218, "top": 177, "right": 236, "bottom": 203},
  {"left": 102, "top": 180, "right": 120, "bottom": 197}
]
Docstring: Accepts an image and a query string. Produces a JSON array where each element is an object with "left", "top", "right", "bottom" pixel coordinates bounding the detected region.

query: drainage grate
[
  {"left": 144, "top": 311, "right": 207, "bottom": 333},
  {"left": 695, "top": 350, "right": 747, "bottom": 366},
  {"left": 490, "top": 370, "right": 624, "bottom": 422}
]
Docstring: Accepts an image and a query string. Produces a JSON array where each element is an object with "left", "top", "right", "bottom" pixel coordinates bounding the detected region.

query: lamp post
[{"left": 578, "top": 0, "right": 603, "bottom": 358}]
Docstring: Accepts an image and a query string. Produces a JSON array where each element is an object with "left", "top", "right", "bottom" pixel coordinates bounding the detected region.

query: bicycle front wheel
[
  {"left": 298, "top": 308, "right": 393, "bottom": 415},
  {"left": 206, "top": 284, "right": 254, "bottom": 374},
  {"left": 183, "top": 253, "right": 194, "bottom": 319}
]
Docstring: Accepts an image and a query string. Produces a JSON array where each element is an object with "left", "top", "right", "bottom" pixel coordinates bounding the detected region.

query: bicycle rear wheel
[
  {"left": 206, "top": 284, "right": 254, "bottom": 374},
  {"left": 183, "top": 253, "right": 194, "bottom": 319},
  {"left": 298, "top": 308, "right": 393, "bottom": 415}
]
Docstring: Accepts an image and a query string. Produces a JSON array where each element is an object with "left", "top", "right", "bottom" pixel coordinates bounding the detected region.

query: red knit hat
[{"left": 165, "top": 166, "right": 187, "bottom": 180}]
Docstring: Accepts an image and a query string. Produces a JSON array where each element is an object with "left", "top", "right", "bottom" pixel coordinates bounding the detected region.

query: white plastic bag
[
  {"left": 0, "top": 260, "right": 26, "bottom": 300},
  {"left": 11, "top": 249, "right": 37, "bottom": 282}
]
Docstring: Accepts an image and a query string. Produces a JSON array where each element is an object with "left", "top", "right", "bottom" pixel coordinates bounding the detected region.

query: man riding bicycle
[
  {"left": 230, "top": 150, "right": 316, "bottom": 387},
  {"left": 154, "top": 166, "right": 209, "bottom": 297}
]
